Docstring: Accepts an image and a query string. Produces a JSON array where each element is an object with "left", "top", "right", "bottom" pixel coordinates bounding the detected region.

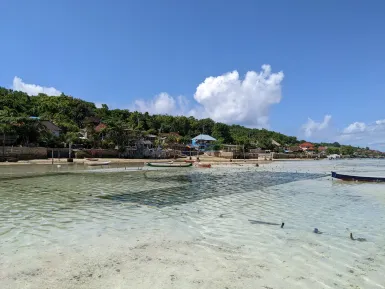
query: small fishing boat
[
  {"left": 195, "top": 163, "right": 211, "bottom": 168},
  {"left": 87, "top": 161, "right": 111, "bottom": 166},
  {"left": 147, "top": 162, "right": 193, "bottom": 168},
  {"left": 86, "top": 158, "right": 99, "bottom": 161},
  {"left": 331, "top": 171, "right": 385, "bottom": 182},
  {"left": 184, "top": 160, "right": 196, "bottom": 163}
]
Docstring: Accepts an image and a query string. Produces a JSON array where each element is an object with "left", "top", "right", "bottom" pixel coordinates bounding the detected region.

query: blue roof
[{"left": 192, "top": 134, "right": 216, "bottom": 141}]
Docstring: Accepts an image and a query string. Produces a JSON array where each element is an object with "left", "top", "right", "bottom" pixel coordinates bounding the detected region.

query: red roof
[
  {"left": 299, "top": 142, "right": 314, "bottom": 148},
  {"left": 95, "top": 123, "right": 107, "bottom": 132},
  {"left": 318, "top": 146, "right": 327, "bottom": 151}
]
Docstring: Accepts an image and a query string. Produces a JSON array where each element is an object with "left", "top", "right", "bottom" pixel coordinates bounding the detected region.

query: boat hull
[
  {"left": 147, "top": 162, "right": 192, "bottom": 168},
  {"left": 195, "top": 163, "right": 211, "bottom": 168},
  {"left": 87, "top": 161, "right": 111, "bottom": 166},
  {"left": 331, "top": 171, "right": 385, "bottom": 182}
]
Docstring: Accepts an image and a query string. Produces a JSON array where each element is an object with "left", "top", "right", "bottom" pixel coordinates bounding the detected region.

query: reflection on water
[{"left": 1, "top": 160, "right": 385, "bottom": 289}]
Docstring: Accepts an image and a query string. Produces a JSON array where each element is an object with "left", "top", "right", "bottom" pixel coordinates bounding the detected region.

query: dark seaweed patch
[{"left": 98, "top": 171, "right": 323, "bottom": 207}]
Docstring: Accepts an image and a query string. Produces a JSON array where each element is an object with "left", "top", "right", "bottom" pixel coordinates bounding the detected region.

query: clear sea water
[{"left": 0, "top": 160, "right": 384, "bottom": 288}]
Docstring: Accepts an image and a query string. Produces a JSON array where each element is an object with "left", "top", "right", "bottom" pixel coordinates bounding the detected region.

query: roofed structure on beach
[
  {"left": 299, "top": 142, "right": 314, "bottom": 151},
  {"left": 192, "top": 134, "right": 216, "bottom": 142}
]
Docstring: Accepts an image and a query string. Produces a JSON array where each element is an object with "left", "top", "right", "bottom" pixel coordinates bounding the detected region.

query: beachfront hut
[{"left": 191, "top": 134, "right": 216, "bottom": 151}]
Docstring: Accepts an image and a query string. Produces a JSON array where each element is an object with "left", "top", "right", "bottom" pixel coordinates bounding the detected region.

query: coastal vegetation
[{"left": 0, "top": 87, "right": 382, "bottom": 158}]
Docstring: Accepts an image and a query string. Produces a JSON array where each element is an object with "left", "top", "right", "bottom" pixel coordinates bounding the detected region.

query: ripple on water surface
[{"left": 0, "top": 163, "right": 385, "bottom": 289}]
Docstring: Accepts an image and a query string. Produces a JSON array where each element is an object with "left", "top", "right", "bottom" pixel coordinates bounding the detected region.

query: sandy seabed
[{"left": 1, "top": 159, "right": 385, "bottom": 289}]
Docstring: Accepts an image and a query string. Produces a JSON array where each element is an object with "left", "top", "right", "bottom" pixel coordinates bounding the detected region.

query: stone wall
[
  {"left": 272, "top": 153, "right": 322, "bottom": 159},
  {"left": 84, "top": 149, "right": 119, "bottom": 158},
  {"left": 2, "top": 146, "right": 47, "bottom": 160}
]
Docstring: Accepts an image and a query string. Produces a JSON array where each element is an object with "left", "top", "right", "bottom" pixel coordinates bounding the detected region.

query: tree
[
  {"left": 326, "top": 147, "right": 340, "bottom": 155},
  {"left": 212, "top": 123, "right": 233, "bottom": 144},
  {"left": 0, "top": 85, "right": 362, "bottom": 156},
  {"left": 340, "top": 145, "right": 354, "bottom": 156}
]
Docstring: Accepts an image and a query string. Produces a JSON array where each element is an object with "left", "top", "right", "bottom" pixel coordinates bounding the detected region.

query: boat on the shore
[
  {"left": 87, "top": 161, "right": 111, "bottom": 166},
  {"left": 331, "top": 171, "right": 385, "bottom": 182},
  {"left": 147, "top": 162, "right": 193, "bottom": 168},
  {"left": 195, "top": 163, "right": 211, "bottom": 168}
]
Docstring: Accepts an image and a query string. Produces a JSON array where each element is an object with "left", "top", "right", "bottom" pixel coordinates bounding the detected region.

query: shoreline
[{"left": 0, "top": 157, "right": 275, "bottom": 166}]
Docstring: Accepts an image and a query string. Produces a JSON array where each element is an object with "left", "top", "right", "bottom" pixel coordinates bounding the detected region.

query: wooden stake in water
[{"left": 51, "top": 150, "right": 54, "bottom": 164}]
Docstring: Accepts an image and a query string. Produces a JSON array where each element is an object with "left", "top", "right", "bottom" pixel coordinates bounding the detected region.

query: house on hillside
[
  {"left": 191, "top": 134, "right": 216, "bottom": 151},
  {"left": 284, "top": 146, "right": 302, "bottom": 153},
  {"left": 299, "top": 142, "right": 314, "bottom": 151},
  {"left": 41, "top": 121, "right": 61, "bottom": 137},
  {"left": 94, "top": 123, "right": 107, "bottom": 133},
  {"left": 318, "top": 146, "right": 327, "bottom": 152},
  {"left": 318, "top": 146, "right": 327, "bottom": 156}
]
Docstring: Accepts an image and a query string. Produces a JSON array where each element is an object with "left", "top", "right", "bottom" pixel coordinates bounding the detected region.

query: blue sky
[{"left": 1, "top": 0, "right": 385, "bottom": 148}]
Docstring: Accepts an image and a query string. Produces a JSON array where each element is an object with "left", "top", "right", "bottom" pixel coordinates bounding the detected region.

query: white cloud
[
  {"left": 302, "top": 115, "right": 332, "bottom": 137},
  {"left": 343, "top": 122, "right": 366, "bottom": 134},
  {"left": 193, "top": 65, "right": 284, "bottom": 127},
  {"left": 12, "top": 76, "right": 61, "bottom": 96},
  {"left": 135, "top": 92, "right": 190, "bottom": 116},
  {"left": 133, "top": 65, "right": 283, "bottom": 126}
]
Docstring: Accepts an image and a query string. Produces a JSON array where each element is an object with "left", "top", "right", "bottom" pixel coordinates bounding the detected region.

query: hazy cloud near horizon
[
  {"left": 302, "top": 115, "right": 332, "bottom": 138},
  {"left": 339, "top": 119, "right": 385, "bottom": 148},
  {"left": 300, "top": 116, "right": 385, "bottom": 149}
]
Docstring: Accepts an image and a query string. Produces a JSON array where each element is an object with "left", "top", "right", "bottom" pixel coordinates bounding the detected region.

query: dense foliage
[
  {"left": 1, "top": 87, "right": 381, "bottom": 157},
  {"left": 0, "top": 87, "right": 300, "bottom": 149}
]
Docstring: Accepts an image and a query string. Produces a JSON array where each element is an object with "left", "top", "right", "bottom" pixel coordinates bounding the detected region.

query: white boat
[{"left": 86, "top": 161, "right": 111, "bottom": 166}]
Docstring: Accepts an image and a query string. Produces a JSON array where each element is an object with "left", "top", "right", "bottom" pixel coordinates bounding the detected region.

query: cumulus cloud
[
  {"left": 12, "top": 76, "right": 61, "bottom": 96},
  {"left": 135, "top": 93, "right": 190, "bottom": 116},
  {"left": 134, "top": 65, "right": 283, "bottom": 126},
  {"left": 302, "top": 115, "right": 332, "bottom": 137},
  {"left": 193, "top": 65, "right": 284, "bottom": 127}
]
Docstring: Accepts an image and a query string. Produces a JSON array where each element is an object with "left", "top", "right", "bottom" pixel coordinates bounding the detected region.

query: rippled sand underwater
[{"left": 1, "top": 160, "right": 385, "bottom": 289}]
